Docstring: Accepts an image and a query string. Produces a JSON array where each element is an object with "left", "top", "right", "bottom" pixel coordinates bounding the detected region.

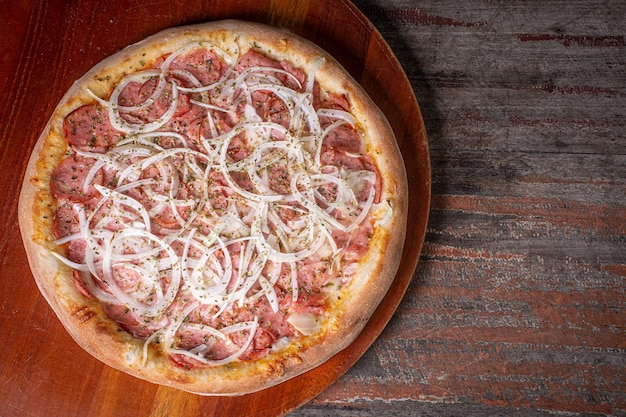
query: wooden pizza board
[{"left": 2, "top": 0, "right": 430, "bottom": 415}]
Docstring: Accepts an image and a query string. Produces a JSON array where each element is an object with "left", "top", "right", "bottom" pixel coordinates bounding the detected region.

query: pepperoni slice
[
  {"left": 63, "top": 104, "right": 124, "bottom": 152},
  {"left": 168, "top": 48, "right": 223, "bottom": 86},
  {"left": 323, "top": 124, "right": 361, "bottom": 154},
  {"left": 53, "top": 204, "right": 79, "bottom": 239},
  {"left": 50, "top": 154, "right": 103, "bottom": 202}
]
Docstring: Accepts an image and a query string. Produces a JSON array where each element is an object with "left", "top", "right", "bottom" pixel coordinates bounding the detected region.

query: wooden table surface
[{"left": 1, "top": 0, "right": 625, "bottom": 416}]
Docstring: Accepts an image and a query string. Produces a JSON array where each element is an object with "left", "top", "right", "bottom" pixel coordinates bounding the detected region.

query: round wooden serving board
[{"left": 9, "top": 0, "right": 430, "bottom": 415}]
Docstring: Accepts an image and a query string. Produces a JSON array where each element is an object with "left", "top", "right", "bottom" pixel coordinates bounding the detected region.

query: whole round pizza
[{"left": 19, "top": 20, "right": 408, "bottom": 395}]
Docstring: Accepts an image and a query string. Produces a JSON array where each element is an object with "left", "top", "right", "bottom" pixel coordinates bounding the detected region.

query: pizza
[{"left": 18, "top": 20, "right": 407, "bottom": 395}]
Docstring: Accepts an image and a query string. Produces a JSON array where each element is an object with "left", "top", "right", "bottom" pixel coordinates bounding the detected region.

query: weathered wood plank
[
  {"left": 291, "top": 1, "right": 626, "bottom": 416},
  {"left": 354, "top": 0, "right": 626, "bottom": 157}
]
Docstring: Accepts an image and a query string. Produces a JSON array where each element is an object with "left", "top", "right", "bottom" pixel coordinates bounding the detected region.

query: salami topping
[
  {"left": 50, "top": 154, "right": 104, "bottom": 202},
  {"left": 63, "top": 104, "right": 124, "bottom": 152}
]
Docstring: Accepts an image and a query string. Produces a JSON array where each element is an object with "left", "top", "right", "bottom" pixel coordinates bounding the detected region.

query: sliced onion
[
  {"left": 287, "top": 312, "right": 320, "bottom": 336},
  {"left": 317, "top": 108, "right": 356, "bottom": 126},
  {"left": 108, "top": 77, "right": 179, "bottom": 134},
  {"left": 306, "top": 57, "right": 325, "bottom": 94},
  {"left": 60, "top": 42, "right": 384, "bottom": 367}
]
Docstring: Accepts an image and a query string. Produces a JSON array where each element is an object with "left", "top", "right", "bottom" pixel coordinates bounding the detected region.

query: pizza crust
[{"left": 19, "top": 20, "right": 408, "bottom": 395}]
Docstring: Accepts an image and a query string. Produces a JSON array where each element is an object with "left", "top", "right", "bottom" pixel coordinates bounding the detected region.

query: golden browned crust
[{"left": 18, "top": 20, "right": 407, "bottom": 395}]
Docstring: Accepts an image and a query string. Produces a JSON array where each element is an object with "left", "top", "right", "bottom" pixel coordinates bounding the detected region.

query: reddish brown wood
[{"left": 0, "top": 1, "right": 429, "bottom": 416}]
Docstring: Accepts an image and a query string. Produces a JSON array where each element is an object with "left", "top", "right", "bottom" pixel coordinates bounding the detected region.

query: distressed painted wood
[{"left": 1, "top": 0, "right": 625, "bottom": 416}]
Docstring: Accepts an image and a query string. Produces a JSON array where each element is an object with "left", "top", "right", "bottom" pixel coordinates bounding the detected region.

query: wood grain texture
[
  {"left": 1, "top": 0, "right": 625, "bottom": 416},
  {"left": 293, "top": 1, "right": 625, "bottom": 416}
]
